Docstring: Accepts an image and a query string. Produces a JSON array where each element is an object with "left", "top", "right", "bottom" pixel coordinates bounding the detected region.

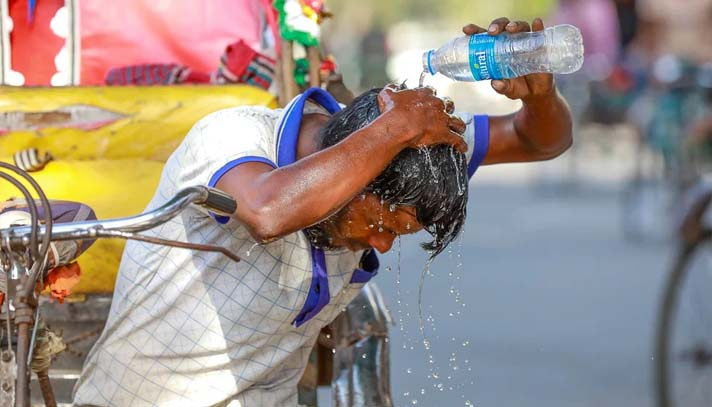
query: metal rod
[
  {"left": 0, "top": 172, "right": 40, "bottom": 260},
  {"left": 0, "top": 162, "right": 54, "bottom": 265},
  {"left": 15, "top": 275, "right": 31, "bottom": 407},
  {"left": 37, "top": 369, "right": 57, "bottom": 407},
  {"left": 27, "top": 254, "right": 49, "bottom": 369},
  {"left": 3, "top": 186, "right": 208, "bottom": 249},
  {"left": 98, "top": 231, "right": 241, "bottom": 262}
]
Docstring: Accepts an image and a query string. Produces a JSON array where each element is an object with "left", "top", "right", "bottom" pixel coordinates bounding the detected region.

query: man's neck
[{"left": 296, "top": 113, "right": 331, "bottom": 159}]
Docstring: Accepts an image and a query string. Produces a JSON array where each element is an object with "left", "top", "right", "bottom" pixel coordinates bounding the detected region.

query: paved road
[{"left": 321, "top": 159, "right": 674, "bottom": 406}]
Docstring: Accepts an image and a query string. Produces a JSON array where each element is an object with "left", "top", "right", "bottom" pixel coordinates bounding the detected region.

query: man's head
[{"left": 304, "top": 87, "right": 469, "bottom": 258}]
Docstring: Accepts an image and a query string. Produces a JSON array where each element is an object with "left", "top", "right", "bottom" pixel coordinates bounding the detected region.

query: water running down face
[
  {"left": 306, "top": 193, "right": 423, "bottom": 253},
  {"left": 311, "top": 85, "right": 469, "bottom": 257}
]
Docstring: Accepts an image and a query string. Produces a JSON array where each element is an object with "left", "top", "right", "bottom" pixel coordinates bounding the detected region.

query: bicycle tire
[{"left": 654, "top": 242, "right": 712, "bottom": 407}]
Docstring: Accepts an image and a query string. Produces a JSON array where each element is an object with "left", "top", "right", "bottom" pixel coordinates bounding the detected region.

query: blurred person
[
  {"left": 553, "top": 0, "right": 620, "bottom": 81},
  {"left": 614, "top": 0, "right": 639, "bottom": 51},
  {"left": 72, "top": 17, "right": 572, "bottom": 407},
  {"left": 638, "top": 0, "right": 712, "bottom": 63},
  {"left": 359, "top": 26, "right": 391, "bottom": 90}
]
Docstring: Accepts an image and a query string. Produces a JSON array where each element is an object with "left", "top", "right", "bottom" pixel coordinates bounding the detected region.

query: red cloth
[
  {"left": 105, "top": 64, "right": 210, "bottom": 85},
  {"left": 44, "top": 262, "right": 82, "bottom": 303},
  {"left": 79, "top": 0, "right": 278, "bottom": 85},
  {"left": 105, "top": 40, "right": 276, "bottom": 90},
  {"left": 9, "top": 0, "right": 281, "bottom": 86},
  {"left": 9, "top": 0, "right": 64, "bottom": 85}
]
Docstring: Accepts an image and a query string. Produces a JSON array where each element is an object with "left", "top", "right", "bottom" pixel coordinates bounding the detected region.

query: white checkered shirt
[{"left": 73, "top": 97, "right": 483, "bottom": 407}]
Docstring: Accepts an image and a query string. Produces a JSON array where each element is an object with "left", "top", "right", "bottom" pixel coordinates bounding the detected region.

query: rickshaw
[{"left": 0, "top": 1, "right": 392, "bottom": 405}]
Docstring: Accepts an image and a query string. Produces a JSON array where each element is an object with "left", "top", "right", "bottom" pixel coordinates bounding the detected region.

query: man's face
[{"left": 318, "top": 193, "right": 423, "bottom": 253}]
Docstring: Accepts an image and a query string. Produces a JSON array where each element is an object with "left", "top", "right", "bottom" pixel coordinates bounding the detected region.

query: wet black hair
[{"left": 317, "top": 86, "right": 468, "bottom": 257}]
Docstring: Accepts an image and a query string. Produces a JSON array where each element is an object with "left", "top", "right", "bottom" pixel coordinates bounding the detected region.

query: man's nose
[{"left": 368, "top": 233, "right": 395, "bottom": 254}]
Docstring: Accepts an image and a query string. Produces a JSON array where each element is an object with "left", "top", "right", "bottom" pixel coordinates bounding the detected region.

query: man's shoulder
[{"left": 196, "top": 105, "right": 282, "bottom": 130}]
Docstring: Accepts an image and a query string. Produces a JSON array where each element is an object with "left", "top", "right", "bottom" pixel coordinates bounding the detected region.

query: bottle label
[{"left": 468, "top": 34, "right": 500, "bottom": 81}]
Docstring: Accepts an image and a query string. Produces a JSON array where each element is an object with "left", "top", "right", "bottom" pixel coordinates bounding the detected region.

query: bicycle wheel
[{"left": 655, "top": 242, "right": 712, "bottom": 407}]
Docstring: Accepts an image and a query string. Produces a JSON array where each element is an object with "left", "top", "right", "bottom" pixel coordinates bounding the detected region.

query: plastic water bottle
[{"left": 422, "top": 24, "right": 584, "bottom": 81}]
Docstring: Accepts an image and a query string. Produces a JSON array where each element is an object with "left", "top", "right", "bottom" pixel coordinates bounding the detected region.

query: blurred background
[
  {"left": 2, "top": 0, "right": 712, "bottom": 406},
  {"left": 330, "top": 0, "right": 712, "bottom": 405}
]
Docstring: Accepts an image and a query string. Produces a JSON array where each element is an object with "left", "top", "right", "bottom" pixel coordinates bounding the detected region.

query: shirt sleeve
[
  {"left": 455, "top": 112, "right": 490, "bottom": 179},
  {"left": 170, "top": 107, "right": 277, "bottom": 223}
]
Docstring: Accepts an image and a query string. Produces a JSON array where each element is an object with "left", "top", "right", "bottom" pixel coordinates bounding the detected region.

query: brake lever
[{"left": 95, "top": 230, "right": 241, "bottom": 262}]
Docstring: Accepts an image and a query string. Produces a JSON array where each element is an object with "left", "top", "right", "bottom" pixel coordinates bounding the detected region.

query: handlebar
[{"left": 0, "top": 186, "right": 238, "bottom": 251}]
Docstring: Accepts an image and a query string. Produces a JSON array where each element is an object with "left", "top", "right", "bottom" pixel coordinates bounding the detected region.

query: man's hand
[
  {"left": 377, "top": 85, "right": 467, "bottom": 153},
  {"left": 463, "top": 17, "right": 555, "bottom": 101}
]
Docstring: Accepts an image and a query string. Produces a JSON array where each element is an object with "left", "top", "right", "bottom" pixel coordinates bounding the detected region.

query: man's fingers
[
  {"left": 488, "top": 17, "right": 510, "bottom": 35},
  {"left": 491, "top": 79, "right": 511, "bottom": 94},
  {"left": 462, "top": 23, "right": 487, "bottom": 35},
  {"left": 382, "top": 83, "right": 401, "bottom": 93},
  {"left": 420, "top": 85, "right": 437, "bottom": 96},
  {"left": 447, "top": 131, "right": 468, "bottom": 153},
  {"left": 532, "top": 17, "right": 545, "bottom": 32},
  {"left": 505, "top": 20, "right": 531, "bottom": 33},
  {"left": 442, "top": 96, "right": 455, "bottom": 114},
  {"left": 377, "top": 86, "right": 398, "bottom": 113},
  {"left": 448, "top": 114, "right": 466, "bottom": 135}
]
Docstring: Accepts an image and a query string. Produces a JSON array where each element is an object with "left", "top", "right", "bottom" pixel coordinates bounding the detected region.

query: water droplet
[
  {"left": 419, "top": 70, "right": 427, "bottom": 87},
  {"left": 245, "top": 242, "right": 260, "bottom": 257},
  {"left": 378, "top": 227, "right": 384, "bottom": 232},
  {"left": 465, "top": 401, "right": 474, "bottom": 407},
  {"left": 420, "top": 388, "right": 426, "bottom": 395},
  {"left": 325, "top": 333, "right": 331, "bottom": 339},
  {"left": 362, "top": 354, "right": 367, "bottom": 359},
  {"left": 407, "top": 368, "right": 413, "bottom": 374},
  {"left": 411, "top": 400, "right": 418, "bottom": 405},
  {"left": 369, "top": 224, "right": 375, "bottom": 229},
  {"left": 332, "top": 348, "right": 336, "bottom": 354},
  {"left": 432, "top": 372, "right": 440, "bottom": 379},
  {"left": 462, "top": 340, "right": 470, "bottom": 347}
]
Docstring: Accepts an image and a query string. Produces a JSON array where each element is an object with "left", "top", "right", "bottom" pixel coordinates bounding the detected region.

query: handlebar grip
[{"left": 203, "top": 187, "right": 237, "bottom": 216}]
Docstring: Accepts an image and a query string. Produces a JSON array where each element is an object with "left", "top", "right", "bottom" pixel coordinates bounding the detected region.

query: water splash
[
  {"left": 420, "top": 148, "right": 439, "bottom": 183},
  {"left": 418, "top": 257, "right": 439, "bottom": 382},
  {"left": 451, "top": 148, "right": 464, "bottom": 196},
  {"left": 245, "top": 242, "right": 259, "bottom": 257},
  {"left": 396, "top": 237, "right": 405, "bottom": 333},
  {"left": 419, "top": 70, "right": 428, "bottom": 87}
]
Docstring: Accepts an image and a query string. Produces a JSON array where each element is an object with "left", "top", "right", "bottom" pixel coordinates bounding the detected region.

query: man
[{"left": 74, "top": 18, "right": 572, "bottom": 406}]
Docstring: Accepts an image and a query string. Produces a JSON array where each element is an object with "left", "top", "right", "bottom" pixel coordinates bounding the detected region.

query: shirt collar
[{"left": 275, "top": 87, "right": 342, "bottom": 167}]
